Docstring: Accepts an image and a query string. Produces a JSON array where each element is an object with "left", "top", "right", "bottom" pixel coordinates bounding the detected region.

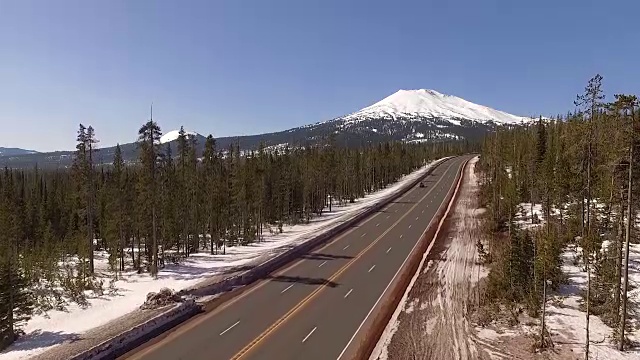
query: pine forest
[
  {"left": 0, "top": 124, "right": 470, "bottom": 349},
  {"left": 476, "top": 75, "right": 639, "bottom": 354}
]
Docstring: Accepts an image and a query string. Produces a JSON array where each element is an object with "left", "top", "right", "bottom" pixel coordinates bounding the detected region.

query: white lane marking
[
  {"left": 344, "top": 289, "right": 353, "bottom": 298},
  {"left": 422, "top": 209, "right": 424, "bottom": 214},
  {"left": 319, "top": 261, "right": 327, "bottom": 268},
  {"left": 408, "top": 224, "right": 412, "bottom": 229},
  {"left": 386, "top": 215, "right": 390, "bottom": 219},
  {"left": 386, "top": 247, "right": 392, "bottom": 254},
  {"left": 220, "top": 321, "right": 240, "bottom": 336},
  {"left": 368, "top": 265, "right": 376, "bottom": 273},
  {"left": 281, "top": 284, "right": 294, "bottom": 294},
  {"left": 361, "top": 233, "right": 366, "bottom": 238},
  {"left": 415, "top": 217, "right": 419, "bottom": 221},
  {"left": 343, "top": 245, "right": 350, "bottom": 250},
  {"left": 376, "top": 223, "right": 380, "bottom": 227},
  {"left": 400, "top": 234, "right": 403, "bottom": 239},
  {"left": 302, "top": 327, "right": 317, "bottom": 343},
  {"left": 335, "top": 157, "right": 465, "bottom": 360},
  {"left": 395, "top": 209, "right": 398, "bottom": 213}
]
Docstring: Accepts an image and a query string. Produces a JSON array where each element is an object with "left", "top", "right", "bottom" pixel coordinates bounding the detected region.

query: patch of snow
[
  {"left": 544, "top": 243, "right": 640, "bottom": 359},
  {"left": 159, "top": 129, "right": 198, "bottom": 144},
  {"left": 263, "top": 143, "right": 290, "bottom": 153},
  {"left": 404, "top": 298, "right": 419, "bottom": 314},
  {"left": 422, "top": 259, "right": 435, "bottom": 274},
  {"left": 406, "top": 131, "right": 462, "bottom": 143},
  {"left": 515, "top": 202, "right": 544, "bottom": 229},
  {"left": 0, "top": 158, "right": 449, "bottom": 360}
]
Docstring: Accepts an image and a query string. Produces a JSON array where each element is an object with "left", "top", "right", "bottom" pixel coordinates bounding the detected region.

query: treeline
[
  {"left": 477, "top": 75, "right": 639, "bottom": 354},
  {"left": 0, "top": 121, "right": 472, "bottom": 348}
]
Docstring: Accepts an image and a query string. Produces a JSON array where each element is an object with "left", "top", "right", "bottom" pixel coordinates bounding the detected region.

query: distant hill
[
  {"left": 0, "top": 147, "right": 38, "bottom": 157},
  {"left": 0, "top": 89, "right": 536, "bottom": 168}
]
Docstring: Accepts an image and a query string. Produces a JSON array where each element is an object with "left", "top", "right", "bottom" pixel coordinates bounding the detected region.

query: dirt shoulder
[
  {"left": 374, "top": 157, "right": 584, "bottom": 360},
  {"left": 378, "top": 156, "right": 486, "bottom": 360},
  {"left": 374, "top": 157, "right": 535, "bottom": 360}
]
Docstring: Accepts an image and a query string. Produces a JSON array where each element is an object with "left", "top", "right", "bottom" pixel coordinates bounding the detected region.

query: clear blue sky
[{"left": 1, "top": 0, "right": 638, "bottom": 151}]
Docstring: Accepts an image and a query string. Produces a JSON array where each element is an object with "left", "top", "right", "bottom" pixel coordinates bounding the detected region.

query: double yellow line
[{"left": 230, "top": 159, "right": 459, "bottom": 360}]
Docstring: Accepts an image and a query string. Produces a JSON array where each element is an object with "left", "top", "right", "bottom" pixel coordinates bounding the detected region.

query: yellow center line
[
  {"left": 127, "top": 159, "right": 454, "bottom": 360},
  {"left": 230, "top": 160, "right": 457, "bottom": 360}
]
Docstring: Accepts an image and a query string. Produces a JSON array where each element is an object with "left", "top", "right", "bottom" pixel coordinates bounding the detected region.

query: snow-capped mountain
[
  {"left": 215, "top": 88, "right": 536, "bottom": 151},
  {"left": 271, "top": 88, "right": 536, "bottom": 147},
  {"left": 160, "top": 129, "right": 198, "bottom": 144},
  {"left": 342, "top": 89, "right": 531, "bottom": 125}
]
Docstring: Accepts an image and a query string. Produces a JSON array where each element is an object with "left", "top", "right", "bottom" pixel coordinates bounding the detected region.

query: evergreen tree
[
  {"left": 137, "top": 114, "right": 162, "bottom": 277},
  {"left": 0, "top": 168, "right": 34, "bottom": 349}
]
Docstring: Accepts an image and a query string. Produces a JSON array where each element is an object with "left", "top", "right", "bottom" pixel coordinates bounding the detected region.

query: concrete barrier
[
  {"left": 76, "top": 157, "right": 453, "bottom": 359},
  {"left": 69, "top": 298, "right": 199, "bottom": 360}
]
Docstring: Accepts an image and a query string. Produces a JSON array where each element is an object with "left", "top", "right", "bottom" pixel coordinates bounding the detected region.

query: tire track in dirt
[{"left": 378, "top": 157, "right": 512, "bottom": 360}]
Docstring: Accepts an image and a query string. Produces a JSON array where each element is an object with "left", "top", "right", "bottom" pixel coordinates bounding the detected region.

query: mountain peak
[
  {"left": 396, "top": 89, "right": 445, "bottom": 96},
  {"left": 159, "top": 129, "right": 198, "bottom": 144},
  {"left": 343, "top": 88, "right": 532, "bottom": 125}
]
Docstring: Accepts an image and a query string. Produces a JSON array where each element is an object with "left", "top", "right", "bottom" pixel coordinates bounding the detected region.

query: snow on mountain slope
[
  {"left": 342, "top": 89, "right": 533, "bottom": 125},
  {"left": 160, "top": 129, "right": 198, "bottom": 144},
  {"left": 0, "top": 147, "right": 38, "bottom": 156}
]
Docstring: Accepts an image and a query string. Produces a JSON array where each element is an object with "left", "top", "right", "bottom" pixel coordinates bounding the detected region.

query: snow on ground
[
  {"left": 0, "top": 158, "right": 447, "bottom": 360},
  {"left": 515, "top": 202, "right": 544, "bottom": 230},
  {"left": 476, "top": 200, "right": 640, "bottom": 359},
  {"left": 543, "top": 245, "right": 640, "bottom": 360},
  {"left": 372, "top": 156, "right": 489, "bottom": 360}
]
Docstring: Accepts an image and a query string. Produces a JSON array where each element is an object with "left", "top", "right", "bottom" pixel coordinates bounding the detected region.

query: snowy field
[
  {"left": 475, "top": 200, "right": 640, "bottom": 359},
  {"left": 0, "top": 158, "right": 446, "bottom": 360},
  {"left": 516, "top": 202, "right": 640, "bottom": 358},
  {"left": 543, "top": 244, "right": 640, "bottom": 360}
]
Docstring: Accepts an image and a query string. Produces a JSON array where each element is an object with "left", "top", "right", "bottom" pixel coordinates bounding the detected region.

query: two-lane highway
[{"left": 123, "top": 156, "right": 469, "bottom": 360}]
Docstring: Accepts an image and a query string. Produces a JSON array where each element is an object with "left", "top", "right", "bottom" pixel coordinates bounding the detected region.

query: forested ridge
[
  {"left": 0, "top": 121, "right": 472, "bottom": 349},
  {"left": 477, "top": 75, "right": 639, "bottom": 355}
]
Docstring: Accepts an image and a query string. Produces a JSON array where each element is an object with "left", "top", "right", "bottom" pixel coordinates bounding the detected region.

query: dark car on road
[{"left": 419, "top": 181, "right": 425, "bottom": 188}]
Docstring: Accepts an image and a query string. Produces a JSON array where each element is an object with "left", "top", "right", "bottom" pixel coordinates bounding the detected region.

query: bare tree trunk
[
  {"left": 136, "top": 232, "right": 142, "bottom": 273},
  {"left": 586, "top": 259, "right": 591, "bottom": 360},
  {"left": 614, "top": 197, "right": 624, "bottom": 325},
  {"left": 541, "top": 276, "right": 547, "bottom": 347},
  {"left": 152, "top": 206, "right": 158, "bottom": 278},
  {"left": 581, "top": 198, "right": 585, "bottom": 238},
  {"left": 585, "top": 116, "right": 593, "bottom": 360},
  {"left": 619, "top": 129, "right": 633, "bottom": 349},
  {"left": 209, "top": 215, "right": 214, "bottom": 255},
  {"left": 7, "top": 246, "right": 16, "bottom": 346},
  {"left": 88, "top": 144, "right": 95, "bottom": 275}
]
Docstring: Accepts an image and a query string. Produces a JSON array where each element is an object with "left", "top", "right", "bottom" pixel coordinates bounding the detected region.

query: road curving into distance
[{"left": 121, "top": 155, "right": 471, "bottom": 360}]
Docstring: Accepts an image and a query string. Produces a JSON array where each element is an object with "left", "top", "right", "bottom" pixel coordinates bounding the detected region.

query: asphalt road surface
[{"left": 123, "top": 156, "right": 469, "bottom": 360}]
